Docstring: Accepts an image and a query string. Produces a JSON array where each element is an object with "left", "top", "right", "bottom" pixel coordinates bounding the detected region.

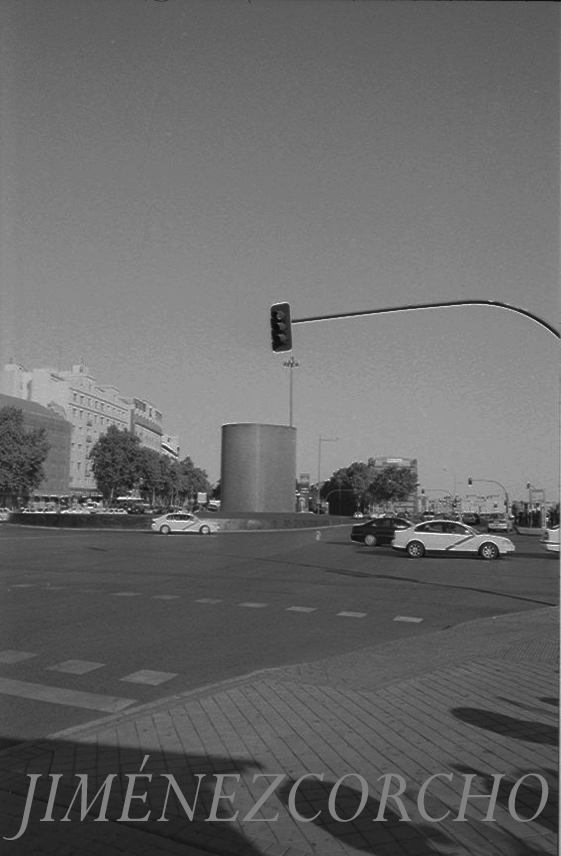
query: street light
[
  {"left": 317, "top": 435, "right": 339, "bottom": 511},
  {"left": 282, "top": 355, "right": 299, "bottom": 428}
]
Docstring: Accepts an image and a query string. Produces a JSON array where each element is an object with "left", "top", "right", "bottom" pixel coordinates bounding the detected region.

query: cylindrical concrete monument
[{"left": 221, "top": 423, "right": 296, "bottom": 513}]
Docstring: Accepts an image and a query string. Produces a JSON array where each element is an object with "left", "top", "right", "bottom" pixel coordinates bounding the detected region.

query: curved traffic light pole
[
  {"left": 468, "top": 478, "right": 509, "bottom": 514},
  {"left": 291, "top": 299, "right": 560, "bottom": 339}
]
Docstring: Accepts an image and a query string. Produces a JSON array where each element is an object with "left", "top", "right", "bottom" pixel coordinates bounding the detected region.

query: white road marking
[
  {"left": 11, "top": 584, "right": 34, "bottom": 588},
  {"left": 0, "top": 678, "right": 135, "bottom": 712},
  {"left": 337, "top": 611, "right": 367, "bottom": 618},
  {"left": 120, "top": 670, "right": 178, "bottom": 686},
  {"left": 194, "top": 598, "right": 222, "bottom": 603},
  {"left": 152, "top": 594, "right": 181, "bottom": 600},
  {"left": 286, "top": 606, "right": 317, "bottom": 613},
  {"left": 111, "top": 591, "right": 142, "bottom": 597},
  {"left": 0, "top": 651, "right": 37, "bottom": 664},
  {"left": 239, "top": 602, "right": 268, "bottom": 608},
  {"left": 46, "top": 660, "right": 105, "bottom": 675},
  {"left": 393, "top": 615, "right": 423, "bottom": 623}
]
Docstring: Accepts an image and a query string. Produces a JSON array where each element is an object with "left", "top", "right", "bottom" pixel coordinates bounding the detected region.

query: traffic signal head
[
  {"left": 468, "top": 478, "right": 472, "bottom": 486},
  {"left": 270, "top": 302, "right": 292, "bottom": 352}
]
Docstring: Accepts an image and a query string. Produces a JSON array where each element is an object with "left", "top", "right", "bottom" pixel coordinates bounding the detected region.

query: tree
[
  {"left": 0, "top": 406, "right": 50, "bottom": 506},
  {"left": 175, "top": 456, "right": 211, "bottom": 505},
  {"left": 137, "top": 447, "right": 170, "bottom": 506},
  {"left": 89, "top": 426, "right": 142, "bottom": 502},
  {"left": 368, "top": 464, "right": 418, "bottom": 510}
]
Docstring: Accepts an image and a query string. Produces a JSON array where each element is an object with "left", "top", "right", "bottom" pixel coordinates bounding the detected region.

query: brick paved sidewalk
[{"left": 0, "top": 607, "right": 558, "bottom": 856}]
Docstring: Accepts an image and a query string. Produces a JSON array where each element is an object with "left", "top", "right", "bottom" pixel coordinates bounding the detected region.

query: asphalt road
[{"left": 0, "top": 523, "right": 557, "bottom": 747}]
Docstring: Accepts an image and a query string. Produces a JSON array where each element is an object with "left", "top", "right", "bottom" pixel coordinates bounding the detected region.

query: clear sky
[{"left": 1, "top": 0, "right": 559, "bottom": 502}]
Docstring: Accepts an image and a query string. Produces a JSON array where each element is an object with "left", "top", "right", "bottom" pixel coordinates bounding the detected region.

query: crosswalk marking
[
  {"left": 239, "top": 602, "right": 268, "bottom": 608},
  {"left": 46, "top": 660, "right": 105, "bottom": 675},
  {"left": 111, "top": 591, "right": 142, "bottom": 597},
  {"left": 286, "top": 606, "right": 317, "bottom": 613},
  {"left": 0, "top": 677, "right": 135, "bottom": 712},
  {"left": 337, "top": 611, "right": 367, "bottom": 618},
  {"left": 152, "top": 594, "right": 181, "bottom": 600},
  {"left": 194, "top": 597, "right": 222, "bottom": 604},
  {"left": 393, "top": 615, "right": 423, "bottom": 623},
  {"left": 120, "top": 670, "right": 178, "bottom": 686},
  {"left": 0, "top": 651, "right": 37, "bottom": 664}
]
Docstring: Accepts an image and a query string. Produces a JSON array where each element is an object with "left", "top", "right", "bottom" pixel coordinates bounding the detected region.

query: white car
[
  {"left": 540, "top": 526, "right": 559, "bottom": 553},
  {"left": 391, "top": 519, "right": 515, "bottom": 560},
  {"left": 152, "top": 512, "right": 220, "bottom": 536},
  {"left": 0, "top": 507, "right": 12, "bottom": 522},
  {"left": 487, "top": 514, "right": 514, "bottom": 533}
]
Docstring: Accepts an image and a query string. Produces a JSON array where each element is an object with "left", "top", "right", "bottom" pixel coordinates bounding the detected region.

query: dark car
[
  {"left": 462, "top": 513, "right": 481, "bottom": 526},
  {"left": 350, "top": 516, "right": 413, "bottom": 547}
]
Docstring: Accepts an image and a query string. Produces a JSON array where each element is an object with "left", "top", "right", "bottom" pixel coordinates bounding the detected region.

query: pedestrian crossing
[{"left": 5, "top": 583, "right": 424, "bottom": 624}]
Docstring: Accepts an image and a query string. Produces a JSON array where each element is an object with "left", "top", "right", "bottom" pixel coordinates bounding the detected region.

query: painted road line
[
  {"left": 111, "top": 591, "right": 142, "bottom": 597},
  {"left": 194, "top": 598, "right": 223, "bottom": 604},
  {"left": 152, "top": 594, "right": 181, "bottom": 600},
  {"left": 337, "top": 611, "right": 367, "bottom": 618},
  {"left": 239, "top": 602, "right": 268, "bottom": 608},
  {"left": 46, "top": 660, "right": 105, "bottom": 675},
  {"left": 0, "top": 678, "right": 135, "bottom": 712},
  {"left": 0, "top": 651, "right": 37, "bottom": 664},
  {"left": 120, "top": 670, "right": 178, "bottom": 686},
  {"left": 393, "top": 615, "right": 423, "bottom": 623},
  {"left": 11, "top": 584, "right": 34, "bottom": 588},
  {"left": 286, "top": 606, "right": 317, "bottom": 613}
]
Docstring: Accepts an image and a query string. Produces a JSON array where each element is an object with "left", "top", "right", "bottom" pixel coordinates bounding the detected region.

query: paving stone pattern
[{"left": 0, "top": 608, "right": 558, "bottom": 856}]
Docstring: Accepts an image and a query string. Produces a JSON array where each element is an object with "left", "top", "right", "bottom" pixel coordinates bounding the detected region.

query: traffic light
[
  {"left": 468, "top": 478, "right": 473, "bottom": 486},
  {"left": 270, "top": 302, "right": 292, "bottom": 352}
]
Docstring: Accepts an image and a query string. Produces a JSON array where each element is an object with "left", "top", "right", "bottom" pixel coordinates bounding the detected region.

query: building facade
[
  {"left": 123, "top": 397, "right": 163, "bottom": 454},
  {"left": 161, "top": 433, "right": 180, "bottom": 462},
  {"left": 0, "top": 393, "right": 72, "bottom": 499},
  {"left": 1, "top": 363, "right": 176, "bottom": 496}
]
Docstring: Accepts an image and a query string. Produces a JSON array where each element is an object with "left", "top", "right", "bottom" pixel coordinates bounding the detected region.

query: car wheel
[
  {"left": 406, "top": 540, "right": 425, "bottom": 558},
  {"left": 364, "top": 534, "right": 377, "bottom": 547},
  {"left": 479, "top": 542, "right": 499, "bottom": 560},
  {"left": 200, "top": 525, "right": 211, "bottom": 535},
  {"left": 159, "top": 524, "right": 171, "bottom": 535}
]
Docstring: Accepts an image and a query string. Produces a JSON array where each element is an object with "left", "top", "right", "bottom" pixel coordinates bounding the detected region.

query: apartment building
[{"left": 1, "top": 362, "right": 181, "bottom": 495}]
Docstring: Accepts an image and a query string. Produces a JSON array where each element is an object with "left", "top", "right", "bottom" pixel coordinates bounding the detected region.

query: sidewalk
[{"left": 0, "top": 607, "right": 558, "bottom": 856}]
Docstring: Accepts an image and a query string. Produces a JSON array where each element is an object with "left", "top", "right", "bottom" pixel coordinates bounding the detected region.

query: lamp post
[
  {"left": 317, "top": 435, "right": 339, "bottom": 512},
  {"left": 283, "top": 355, "right": 299, "bottom": 428}
]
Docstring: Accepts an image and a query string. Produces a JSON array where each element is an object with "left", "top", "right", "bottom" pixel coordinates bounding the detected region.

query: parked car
[
  {"left": 391, "top": 519, "right": 515, "bottom": 560},
  {"left": 462, "top": 513, "right": 481, "bottom": 526},
  {"left": 0, "top": 507, "right": 12, "bottom": 522},
  {"left": 540, "top": 526, "right": 559, "bottom": 553},
  {"left": 151, "top": 512, "right": 220, "bottom": 535},
  {"left": 487, "top": 514, "right": 514, "bottom": 533},
  {"left": 350, "top": 516, "right": 413, "bottom": 547}
]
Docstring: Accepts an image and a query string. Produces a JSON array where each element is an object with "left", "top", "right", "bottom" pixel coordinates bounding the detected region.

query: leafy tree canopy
[
  {"left": 0, "top": 406, "right": 50, "bottom": 505},
  {"left": 368, "top": 464, "right": 418, "bottom": 507},
  {"left": 89, "top": 425, "right": 142, "bottom": 502}
]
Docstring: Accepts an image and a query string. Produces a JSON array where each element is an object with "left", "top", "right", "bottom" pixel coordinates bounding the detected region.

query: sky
[{"left": 0, "top": 0, "right": 559, "bottom": 503}]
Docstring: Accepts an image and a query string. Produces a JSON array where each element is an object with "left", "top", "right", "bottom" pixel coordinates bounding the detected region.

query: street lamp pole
[
  {"left": 317, "top": 435, "right": 339, "bottom": 511},
  {"left": 283, "top": 355, "right": 299, "bottom": 427}
]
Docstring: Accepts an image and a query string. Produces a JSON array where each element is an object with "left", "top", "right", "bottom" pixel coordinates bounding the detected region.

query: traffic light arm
[
  {"left": 291, "top": 299, "right": 560, "bottom": 339},
  {"left": 468, "top": 478, "right": 509, "bottom": 511}
]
